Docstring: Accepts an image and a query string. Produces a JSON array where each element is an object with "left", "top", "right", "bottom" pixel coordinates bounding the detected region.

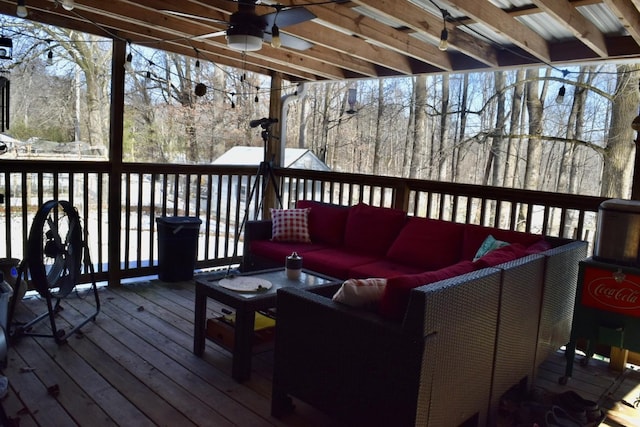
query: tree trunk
[
  {"left": 504, "top": 69, "right": 525, "bottom": 187},
  {"left": 438, "top": 74, "right": 450, "bottom": 181},
  {"left": 483, "top": 71, "right": 506, "bottom": 186},
  {"left": 373, "top": 80, "right": 384, "bottom": 174},
  {"left": 410, "top": 75, "right": 428, "bottom": 179},
  {"left": 524, "top": 68, "right": 544, "bottom": 191},
  {"left": 601, "top": 64, "right": 640, "bottom": 198}
]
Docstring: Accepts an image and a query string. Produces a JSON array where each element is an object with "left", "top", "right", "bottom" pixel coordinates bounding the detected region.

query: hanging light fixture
[
  {"left": 16, "top": 0, "right": 27, "bottom": 18},
  {"left": 61, "top": 0, "right": 74, "bottom": 11},
  {"left": 46, "top": 49, "right": 53, "bottom": 66}
]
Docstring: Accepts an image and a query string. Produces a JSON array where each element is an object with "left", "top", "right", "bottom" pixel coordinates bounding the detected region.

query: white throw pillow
[{"left": 332, "top": 278, "right": 387, "bottom": 309}]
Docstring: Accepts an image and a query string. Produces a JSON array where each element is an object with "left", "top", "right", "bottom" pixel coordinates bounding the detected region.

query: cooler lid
[{"left": 599, "top": 198, "right": 640, "bottom": 213}]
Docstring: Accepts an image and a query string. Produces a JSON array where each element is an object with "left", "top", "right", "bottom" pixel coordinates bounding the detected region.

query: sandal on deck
[
  {"left": 545, "top": 405, "right": 583, "bottom": 427},
  {"left": 552, "top": 390, "right": 600, "bottom": 422}
]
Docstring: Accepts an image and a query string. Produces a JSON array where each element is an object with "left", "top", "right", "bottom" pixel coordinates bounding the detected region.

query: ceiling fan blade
[
  {"left": 193, "top": 30, "right": 227, "bottom": 40},
  {"left": 162, "top": 9, "right": 228, "bottom": 26},
  {"left": 263, "top": 32, "right": 314, "bottom": 51},
  {"left": 264, "top": 7, "right": 316, "bottom": 29}
]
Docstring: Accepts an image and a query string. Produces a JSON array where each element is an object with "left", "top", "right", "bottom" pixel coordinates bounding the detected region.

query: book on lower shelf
[{"left": 206, "top": 311, "right": 276, "bottom": 351}]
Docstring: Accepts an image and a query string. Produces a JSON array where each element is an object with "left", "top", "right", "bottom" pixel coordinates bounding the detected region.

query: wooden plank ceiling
[{"left": 0, "top": 0, "right": 637, "bottom": 82}]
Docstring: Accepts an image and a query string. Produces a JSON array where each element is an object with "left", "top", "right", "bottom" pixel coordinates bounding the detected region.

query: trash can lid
[{"left": 156, "top": 216, "right": 202, "bottom": 226}]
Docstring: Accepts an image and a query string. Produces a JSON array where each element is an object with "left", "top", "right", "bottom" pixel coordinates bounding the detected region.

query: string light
[
  {"left": 556, "top": 69, "right": 569, "bottom": 104},
  {"left": 45, "top": 39, "right": 53, "bottom": 65},
  {"left": 271, "top": 25, "right": 281, "bottom": 49},
  {"left": 254, "top": 86, "right": 259, "bottom": 103},
  {"left": 438, "top": 7, "right": 449, "bottom": 52},
  {"left": 61, "top": 0, "right": 74, "bottom": 11},
  {"left": 16, "top": 0, "right": 28, "bottom": 18},
  {"left": 438, "top": 28, "right": 448, "bottom": 51},
  {"left": 124, "top": 52, "right": 133, "bottom": 72}
]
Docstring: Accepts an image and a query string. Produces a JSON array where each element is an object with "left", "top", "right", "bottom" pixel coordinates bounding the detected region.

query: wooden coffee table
[{"left": 193, "top": 268, "right": 340, "bottom": 382}]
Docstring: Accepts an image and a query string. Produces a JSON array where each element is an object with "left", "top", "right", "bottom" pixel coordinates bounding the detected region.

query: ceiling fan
[{"left": 164, "top": 0, "right": 316, "bottom": 52}]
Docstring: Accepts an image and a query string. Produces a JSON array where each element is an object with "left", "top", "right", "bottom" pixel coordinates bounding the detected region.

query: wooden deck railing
[{"left": 0, "top": 160, "right": 608, "bottom": 286}]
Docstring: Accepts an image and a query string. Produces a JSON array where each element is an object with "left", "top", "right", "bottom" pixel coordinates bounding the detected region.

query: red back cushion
[
  {"left": 472, "top": 243, "right": 530, "bottom": 269},
  {"left": 379, "top": 260, "right": 476, "bottom": 321},
  {"left": 461, "top": 224, "right": 541, "bottom": 260},
  {"left": 296, "top": 200, "right": 349, "bottom": 246},
  {"left": 343, "top": 203, "right": 407, "bottom": 256},
  {"left": 386, "top": 217, "right": 464, "bottom": 270}
]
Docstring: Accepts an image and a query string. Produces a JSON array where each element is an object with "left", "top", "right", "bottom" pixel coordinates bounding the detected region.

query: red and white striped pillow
[{"left": 270, "top": 208, "right": 311, "bottom": 242}]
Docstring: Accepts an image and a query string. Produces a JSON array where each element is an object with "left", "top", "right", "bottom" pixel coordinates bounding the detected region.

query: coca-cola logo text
[{"left": 585, "top": 277, "right": 640, "bottom": 310}]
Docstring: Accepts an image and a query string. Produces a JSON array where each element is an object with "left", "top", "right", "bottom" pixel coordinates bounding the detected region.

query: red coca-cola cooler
[{"left": 563, "top": 199, "right": 640, "bottom": 382}]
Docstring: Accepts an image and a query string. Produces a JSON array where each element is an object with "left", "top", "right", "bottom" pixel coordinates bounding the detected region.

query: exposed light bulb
[
  {"left": 16, "top": 0, "right": 27, "bottom": 18},
  {"left": 61, "top": 0, "right": 74, "bottom": 11},
  {"left": 271, "top": 25, "right": 281, "bottom": 49},
  {"left": 556, "top": 85, "right": 566, "bottom": 104},
  {"left": 124, "top": 52, "right": 133, "bottom": 72},
  {"left": 438, "top": 28, "right": 448, "bottom": 51},
  {"left": 46, "top": 49, "right": 53, "bottom": 66}
]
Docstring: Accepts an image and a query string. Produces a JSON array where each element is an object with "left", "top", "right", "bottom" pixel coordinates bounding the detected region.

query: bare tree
[{"left": 601, "top": 64, "right": 640, "bottom": 198}]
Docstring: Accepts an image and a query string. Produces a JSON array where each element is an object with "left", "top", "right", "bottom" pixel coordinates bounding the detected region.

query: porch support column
[
  {"left": 107, "top": 37, "right": 126, "bottom": 287},
  {"left": 264, "top": 72, "right": 283, "bottom": 216},
  {"left": 633, "top": 126, "right": 640, "bottom": 200}
]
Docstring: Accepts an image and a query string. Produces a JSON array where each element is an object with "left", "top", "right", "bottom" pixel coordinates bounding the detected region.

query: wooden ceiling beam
[
  {"left": 444, "top": 0, "right": 551, "bottom": 63},
  {"left": 3, "top": 0, "right": 336, "bottom": 81},
  {"left": 530, "top": 0, "right": 608, "bottom": 57},
  {"left": 291, "top": 0, "right": 452, "bottom": 72},
  {"left": 130, "top": 0, "right": 395, "bottom": 78},
  {"left": 604, "top": 0, "right": 640, "bottom": 45},
  {"left": 348, "top": 0, "right": 500, "bottom": 68}
]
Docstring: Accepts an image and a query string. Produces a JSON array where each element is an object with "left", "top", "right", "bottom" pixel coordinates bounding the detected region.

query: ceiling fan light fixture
[
  {"left": 227, "top": 34, "right": 263, "bottom": 51},
  {"left": 227, "top": 24, "right": 263, "bottom": 51}
]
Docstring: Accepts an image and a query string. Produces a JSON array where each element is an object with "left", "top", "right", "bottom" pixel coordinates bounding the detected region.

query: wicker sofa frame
[{"left": 268, "top": 239, "right": 587, "bottom": 426}]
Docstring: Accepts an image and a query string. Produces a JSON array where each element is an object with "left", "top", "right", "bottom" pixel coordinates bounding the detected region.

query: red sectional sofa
[
  {"left": 241, "top": 200, "right": 588, "bottom": 426},
  {"left": 244, "top": 200, "right": 546, "bottom": 276},
  {"left": 244, "top": 200, "right": 551, "bottom": 320}
]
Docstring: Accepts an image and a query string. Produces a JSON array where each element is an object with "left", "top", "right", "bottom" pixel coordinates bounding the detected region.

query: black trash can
[{"left": 156, "top": 216, "right": 202, "bottom": 282}]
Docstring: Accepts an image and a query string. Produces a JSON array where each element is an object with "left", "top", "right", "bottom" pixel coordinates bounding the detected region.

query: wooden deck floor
[{"left": 0, "top": 277, "right": 639, "bottom": 426}]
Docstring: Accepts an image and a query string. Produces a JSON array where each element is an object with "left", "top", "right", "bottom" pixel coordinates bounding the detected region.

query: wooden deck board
[{"left": 0, "top": 277, "right": 638, "bottom": 426}]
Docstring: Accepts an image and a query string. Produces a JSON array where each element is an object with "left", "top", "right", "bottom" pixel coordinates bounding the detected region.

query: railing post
[
  {"left": 107, "top": 37, "right": 127, "bottom": 287},
  {"left": 263, "top": 72, "right": 283, "bottom": 218},
  {"left": 393, "top": 181, "right": 410, "bottom": 213}
]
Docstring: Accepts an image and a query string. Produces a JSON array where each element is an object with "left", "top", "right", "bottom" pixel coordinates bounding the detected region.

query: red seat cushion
[
  {"left": 378, "top": 260, "right": 476, "bottom": 321},
  {"left": 343, "top": 203, "right": 407, "bottom": 256},
  {"left": 296, "top": 200, "right": 349, "bottom": 246}
]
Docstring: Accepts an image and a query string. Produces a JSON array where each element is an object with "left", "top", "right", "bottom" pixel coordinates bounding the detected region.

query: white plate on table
[{"left": 218, "top": 276, "right": 273, "bottom": 292}]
